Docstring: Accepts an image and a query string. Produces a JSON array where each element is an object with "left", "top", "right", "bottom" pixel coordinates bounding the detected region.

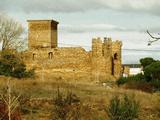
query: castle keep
[
  {"left": 28, "top": 20, "right": 58, "bottom": 49},
  {"left": 23, "top": 20, "right": 122, "bottom": 82}
]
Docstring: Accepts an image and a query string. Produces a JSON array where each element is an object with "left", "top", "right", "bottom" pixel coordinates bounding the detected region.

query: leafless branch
[
  {"left": 147, "top": 30, "right": 160, "bottom": 39},
  {"left": 146, "top": 30, "right": 160, "bottom": 45},
  {"left": 0, "top": 14, "right": 26, "bottom": 51}
]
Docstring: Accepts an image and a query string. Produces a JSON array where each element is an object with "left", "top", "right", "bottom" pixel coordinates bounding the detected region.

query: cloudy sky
[{"left": 1, "top": 0, "right": 160, "bottom": 64}]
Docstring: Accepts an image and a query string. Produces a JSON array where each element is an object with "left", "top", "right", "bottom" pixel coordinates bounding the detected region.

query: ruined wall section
[
  {"left": 23, "top": 47, "right": 91, "bottom": 72},
  {"left": 26, "top": 20, "right": 123, "bottom": 82},
  {"left": 112, "top": 40, "right": 122, "bottom": 79}
]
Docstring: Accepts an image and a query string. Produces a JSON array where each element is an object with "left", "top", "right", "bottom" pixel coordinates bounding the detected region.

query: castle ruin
[{"left": 23, "top": 20, "right": 122, "bottom": 82}]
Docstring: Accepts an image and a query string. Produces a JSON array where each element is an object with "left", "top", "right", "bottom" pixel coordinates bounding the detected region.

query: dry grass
[{"left": 0, "top": 76, "right": 160, "bottom": 120}]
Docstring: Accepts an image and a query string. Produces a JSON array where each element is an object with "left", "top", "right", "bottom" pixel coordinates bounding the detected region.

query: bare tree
[
  {"left": 0, "top": 78, "right": 21, "bottom": 120},
  {"left": 0, "top": 14, "right": 25, "bottom": 51},
  {"left": 147, "top": 30, "right": 160, "bottom": 46}
]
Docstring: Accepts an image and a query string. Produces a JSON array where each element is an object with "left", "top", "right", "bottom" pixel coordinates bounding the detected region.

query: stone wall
[
  {"left": 112, "top": 40, "right": 122, "bottom": 79},
  {"left": 27, "top": 20, "right": 58, "bottom": 49},
  {"left": 25, "top": 20, "right": 122, "bottom": 82},
  {"left": 91, "top": 37, "right": 122, "bottom": 81},
  {"left": 23, "top": 47, "right": 92, "bottom": 81},
  {"left": 23, "top": 38, "right": 122, "bottom": 82}
]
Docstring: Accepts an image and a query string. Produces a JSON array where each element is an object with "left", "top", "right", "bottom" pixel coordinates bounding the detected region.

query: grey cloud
[
  {"left": 59, "top": 24, "right": 160, "bottom": 33},
  {"left": 147, "top": 27, "right": 160, "bottom": 33},
  {"left": 59, "top": 24, "right": 134, "bottom": 33},
  {"left": 122, "top": 52, "right": 160, "bottom": 64},
  {"left": 0, "top": 0, "right": 102, "bottom": 13},
  {"left": 1, "top": 0, "right": 160, "bottom": 16}
]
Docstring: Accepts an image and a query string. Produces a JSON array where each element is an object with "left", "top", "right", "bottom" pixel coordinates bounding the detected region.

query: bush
[
  {"left": 107, "top": 95, "right": 139, "bottom": 120},
  {"left": 126, "top": 80, "right": 153, "bottom": 93},
  {"left": 116, "top": 77, "right": 128, "bottom": 86},
  {"left": 116, "top": 73, "right": 144, "bottom": 86},
  {"left": 12, "top": 63, "right": 35, "bottom": 78},
  {"left": 53, "top": 89, "right": 80, "bottom": 120},
  {"left": 150, "top": 80, "right": 160, "bottom": 92},
  {"left": 144, "top": 61, "right": 160, "bottom": 82},
  {"left": 53, "top": 89, "right": 97, "bottom": 120},
  {"left": 118, "top": 57, "right": 160, "bottom": 92},
  {"left": 140, "top": 57, "right": 155, "bottom": 68},
  {"left": 0, "top": 49, "right": 34, "bottom": 78}
]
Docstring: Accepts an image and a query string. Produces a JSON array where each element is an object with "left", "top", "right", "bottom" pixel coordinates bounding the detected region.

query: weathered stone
[
  {"left": 23, "top": 20, "right": 123, "bottom": 82},
  {"left": 27, "top": 20, "right": 58, "bottom": 49}
]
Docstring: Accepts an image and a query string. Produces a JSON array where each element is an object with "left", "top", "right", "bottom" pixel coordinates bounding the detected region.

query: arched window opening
[
  {"left": 114, "top": 53, "right": 118, "bottom": 60},
  {"left": 48, "top": 52, "right": 53, "bottom": 59}
]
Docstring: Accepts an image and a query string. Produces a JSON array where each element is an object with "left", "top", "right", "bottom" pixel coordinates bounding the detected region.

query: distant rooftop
[
  {"left": 27, "top": 19, "right": 59, "bottom": 24},
  {"left": 123, "top": 64, "right": 141, "bottom": 68}
]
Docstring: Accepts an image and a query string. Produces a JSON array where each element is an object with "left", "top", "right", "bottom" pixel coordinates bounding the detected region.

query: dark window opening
[
  {"left": 114, "top": 53, "right": 118, "bottom": 60},
  {"left": 48, "top": 52, "right": 53, "bottom": 59},
  {"left": 102, "top": 49, "right": 104, "bottom": 56},
  {"left": 33, "top": 53, "right": 36, "bottom": 60},
  {"left": 112, "top": 57, "right": 114, "bottom": 75}
]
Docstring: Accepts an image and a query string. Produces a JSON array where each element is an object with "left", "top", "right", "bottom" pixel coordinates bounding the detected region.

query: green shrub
[
  {"left": 0, "top": 49, "right": 34, "bottom": 78},
  {"left": 116, "top": 74, "right": 144, "bottom": 86},
  {"left": 150, "top": 80, "right": 160, "bottom": 92},
  {"left": 140, "top": 57, "right": 155, "bottom": 68},
  {"left": 25, "top": 69, "right": 35, "bottom": 78},
  {"left": 0, "top": 60, "right": 12, "bottom": 76},
  {"left": 12, "top": 63, "right": 35, "bottom": 79},
  {"left": 129, "top": 73, "right": 144, "bottom": 81},
  {"left": 12, "top": 63, "right": 27, "bottom": 78},
  {"left": 116, "top": 77, "right": 128, "bottom": 86},
  {"left": 118, "top": 57, "right": 160, "bottom": 92},
  {"left": 144, "top": 61, "right": 160, "bottom": 82},
  {"left": 107, "top": 95, "right": 139, "bottom": 120}
]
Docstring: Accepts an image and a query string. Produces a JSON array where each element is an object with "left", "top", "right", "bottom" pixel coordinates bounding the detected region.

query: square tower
[{"left": 27, "top": 20, "right": 59, "bottom": 49}]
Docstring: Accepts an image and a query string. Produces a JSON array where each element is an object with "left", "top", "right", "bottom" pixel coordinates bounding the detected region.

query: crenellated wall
[
  {"left": 24, "top": 20, "right": 122, "bottom": 82},
  {"left": 91, "top": 37, "right": 122, "bottom": 81},
  {"left": 23, "top": 38, "right": 122, "bottom": 82}
]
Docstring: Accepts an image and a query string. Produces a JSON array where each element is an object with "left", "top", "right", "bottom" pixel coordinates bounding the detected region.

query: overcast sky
[{"left": 1, "top": 0, "right": 160, "bottom": 64}]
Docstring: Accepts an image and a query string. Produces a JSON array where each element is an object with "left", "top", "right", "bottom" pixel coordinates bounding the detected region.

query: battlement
[
  {"left": 91, "top": 37, "right": 122, "bottom": 80},
  {"left": 112, "top": 40, "right": 122, "bottom": 48},
  {"left": 92, "top": 37, "right": 103, "bottom": 57}
]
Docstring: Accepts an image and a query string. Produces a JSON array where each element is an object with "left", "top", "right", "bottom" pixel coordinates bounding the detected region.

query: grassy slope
[{"left": 0, "top": 76, "right": 159, "bottom": 120}]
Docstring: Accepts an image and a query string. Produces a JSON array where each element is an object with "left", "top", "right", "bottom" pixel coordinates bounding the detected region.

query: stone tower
[
  {"left": 103, "top": 37, "right": 112, "bottom": 75},
  {"left": 27, "top": 20, "right": 59, "bottom": 49},
  {"left": 91, "top": 38, "right": 103, "bottom": 81},
  {"left": 91, "top": 37, "right": 122, "bottom": 81},
  {"left": 112, "top": 40, "right": 122, "bottom": 78}
]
